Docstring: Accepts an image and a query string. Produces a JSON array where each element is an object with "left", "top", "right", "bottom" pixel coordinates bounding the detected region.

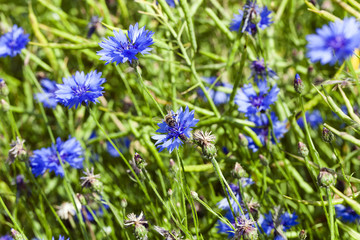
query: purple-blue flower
[
  {"left": 217, "top": 210, "right": 236, "bottom": 238},
  {"left": 235, "top": 81, "right": 279, "bottom": 116},
  {"left": 250, "top": 59, "right": 277, "bottom": 82},
  {"left": 55, "top": 70, "right": 106, "bottom": 109},
  {"left": 34, "top": 79, "right": 58, "bottom": 109},
  {"left": 107, "top": 137, "right": 131, "bottom": 157},
  {"left": 246, "top": 113, "right": 288, "bottom": 152},
  {"left": 230, "top": 1, "right": 272, "bottom": 34},
  {"left": 217, "top": 181, "right": 254, "bottom": 213},
  {"left": 297, "top": 110, "right": 323, "bottom": 129},
  {"left": 306, "top": 17, "right": 360, "bottom": 65},
  {"left": 198, "top": 77, "right": 233, "bottom": 105},
  {"left": 0, "top": 25, "right": 29, "bottom": 58},
  {"left": 0, "top": 235, "right": 13, "bottom": 240},
  {"left": 97, "top": 23, "right": 154, "bottom": 64},
  {"left": 52, "top": 236, "right": 69, "bottom": 240},
  {"left": 335, "top": 204, "right": 360, "bottom": 223},
  {"left": 259, "top": 211, "right": 299, "bottom": 235},
  {"left": 152, "top": 106, "right": 199, "bottom": 153},
  {"left": 30, "top": 136, "right": 84, "bottom": 177},
  {"left": 166, "top": 0, "right": 175, "bottom": 7}
]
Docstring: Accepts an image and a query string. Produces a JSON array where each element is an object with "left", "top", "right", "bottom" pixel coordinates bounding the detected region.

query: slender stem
[
  {"left": 326, "top": 187, "right": 335, "bottom": 240},
  {"left": 0, "top": 196, "right": 28, "bottom": 240},
  {"left": 134, "top": 66, "right": 165, "bottom": 117}
]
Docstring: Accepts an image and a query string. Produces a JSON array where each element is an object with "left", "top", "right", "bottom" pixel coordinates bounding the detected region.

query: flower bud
[
  {"left": 168, "top": 188, "right": 173, "bottom": 196},
  {"left": 1, "top": 99, "right": 9, "bottom": 112},
  {"left": 322, "top": 127, "right": 334, "bottom": 143},
  {"left": 134, "top": 224, "right": 148, "bottom": 240},
  {"left": 76, "top": 193, "right": 87, "bottom": 206},
  {"left": 243, "top": 227, "right": 258, "bottom": 240},
  {"left": 190, "top": 191, "right": 198, "bottom": 199},
  {"left": 298, "top": 142, "right": 309, "bottom": 157},
  {"left": 232, "top": 162, "right": 246, "bottom": 179},
  {"left": 11, "top": 229, "right": 25, "bottom": 240},
  {"left": 0, "top": 79, "right": 9, "bottom": 96},
  {"left": 121, "top": 198, "right": 128, "bottom": 208},
  {"left": 299, "top": 229, "right": 307, "bottom": 240},
  {"left": 294, "top": 74, "right": 304, "bottom": 94},
  {"left": 317, "top": 168, "right": 337, "bottom": 187},
  {"left": 239, "top": 133, "right": 248, "bottom": 147},
  {"left": 259, "top": 154, "right": 268, "bottom": 167}
]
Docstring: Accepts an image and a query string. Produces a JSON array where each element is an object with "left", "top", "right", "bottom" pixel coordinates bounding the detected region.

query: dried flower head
[
  {"left": 80, "top": 168, "right": 102, "bottom": 192},
  {"left": 234, "top": 216, "right": 258, "bottom": 240},
  {"left": 154, "top": 226, "right": 183, "bottom": 240},
  {"left": 193, "top": 130, "right": 217, "bottom": 159},
  {"left": 124, "top": 212, "right": 148, "bottom": 227},
  {"left": 56, "top": 201, "right": 81, "bottom": 220},
  {"left": 7, "top": 137, "right": 26, "bottom": 164}
]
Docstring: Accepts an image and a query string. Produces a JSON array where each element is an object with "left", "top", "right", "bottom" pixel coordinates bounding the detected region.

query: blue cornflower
[
  {"left": 55, "top": 70, "right": 106, "bottom": 109},
  {"left": 152, "top": 106, "right": 199, "bottom": 153},
  {"left": 297, "top": 110, "right": 323, "bottom": 129},
  {"left": 106, "top": 137, "right": 131, "bottom": 157},
  {"left": 198, "top": 77, "right": 233, "bottom": 105},
  {"left": 235, "top": 80, "right": 279, "bottom": 116},
  {"left": 0, "top": 235, "right": 13, "bottom": 240},
  {"left": 97, "top": 23, "right": 154, "bottom": 65},
  {"left": 250, "top": 59, "right": 278, "bottom": 82},
  {"left": 306, "top": 17, "right": 360, "bottom": 65},
  {"left": 52, "top": 236, "right": 69, "bottom": 240},
  {"left": 259, "top": 211, "right": 299, "bottom": 235},
  {"left": 30, "top": 136, "right": 84, "bottom": 177},
  {"left": 246, "top": 113, "right": 288, "bottom": 152},
  {"left": 230, "top": 1, "right": 272, "bottom": 34},
  {"left": 166, "top": 0, "right": 175, "bottom": 7},
  {"left": 217, "top": 181, "right": 254, "bottom": 213},
  {"left": 217, "top": 210, "right": 236, "bottom": 238},
  {"left": 34, "top": 79, "right": 58, "bottom": 108},
  {"left": 0, "top": 25, "right": 29, "bottom": 58},
  {"left": 335, "top": 204, "right": 360, "bottom": 223}
]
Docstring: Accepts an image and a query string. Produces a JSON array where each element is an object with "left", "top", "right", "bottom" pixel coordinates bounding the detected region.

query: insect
[{"left": 164, "top": 110, "right": 177, "bottom": 127}]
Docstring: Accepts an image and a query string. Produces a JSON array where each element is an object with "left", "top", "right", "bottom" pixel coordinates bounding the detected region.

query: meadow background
[{"left": 1, "top": 0, "right": 360, "bottom": 239}]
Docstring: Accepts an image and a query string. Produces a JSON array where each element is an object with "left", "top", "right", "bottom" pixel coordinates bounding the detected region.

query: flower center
[
  {"left": 73, "top": 86, "right": 89, "bottom": 96},
  {"left": 328, "top": 35, "right": 346, "bottom": 52},
  {"left": 8, "top": 40, "right": 17, "bottom": 48},
  {"left": 252, "top": 61, "right": 265, "bottom": 73},
  {"left": 250, "top": 96, "right": 264, "bottom": 108}
]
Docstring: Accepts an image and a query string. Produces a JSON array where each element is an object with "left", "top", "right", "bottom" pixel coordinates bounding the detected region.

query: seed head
[
  {"left": 125, "top": 212, "right": 148, "bottom": 240},
  {"left": 80, "top": 167, "right": 102, "bottom": 192},
  {"left": 56, "top": 200, "right": 81, "bottom": 220},
  {"left": 234, "top": 216, "right": 258, "bottom": 240},
  {"left": 317, "top": 168, "right": 337, "bottom": 187},
  {"left": 193, "top": 130, "right": 217, "bottom": 159},
  {"left": 7, "top": 137, "right": 26, "bottom": 164}
]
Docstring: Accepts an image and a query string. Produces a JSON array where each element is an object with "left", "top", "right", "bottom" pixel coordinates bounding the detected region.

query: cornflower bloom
[
  {"left": 198, "top": 77, "right": 233, "bottom": 105},
  {"left": 250, "top": 59, "right": 277, "bottom": 83},
  {"left": 245, "top": 113, "right": 288, "bottom": 152},
  {"left": 306, "top": 17, "right": 360, "bottom": 65},
  {"left": 106, "top": 137, "right": 131, "bottom": 157},
  {"left": 230, "top": 0, "right": 272, "bottom": 35},
  {"left": 97, "top": 23, "right": 154, "bottom": 65},
  {"left": 152, "top": 106, "right": 199, "bottom": 153},
  {"left": 34, "top": 79, "right": 58, "bottom": 109},
  {"left": 259, "top": 211, "right": 299, "bottom": 236},
  {"left": 335, "top": 204, "right": 360, "bottom": 223},
  {"left": 30, "top": 136, "right": 84, "bottom": 177},
  {"left": 52, "top": 236, "right": 69, "bottom": 240},
  {"left": 235, "top": 80, "right": 279, "bottom": 116},
  {"left": 87, "top": 16, "right": 103, "bottom": 38},
  {"left": 217, "top": 182, "right": 254, "bottom": 213},
  {"left": 297, "top": 110, "right": 323, "bottom": 129},
  {"left": 0, "top": 25, "right": 29, "bottom": 57},
  {"left": 0, "top": 235, "right": 13, "bottom": 240},
  {"left": 217, "top": 208, "right": 255, "bottom": 239},
  {"left": 55, "top": 70, "right": 106, "bottom": 109}
]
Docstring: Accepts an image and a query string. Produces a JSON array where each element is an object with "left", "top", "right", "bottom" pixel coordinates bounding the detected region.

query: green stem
[{"left": 326, "top": 187, "right": 336, "bottom": 240}]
